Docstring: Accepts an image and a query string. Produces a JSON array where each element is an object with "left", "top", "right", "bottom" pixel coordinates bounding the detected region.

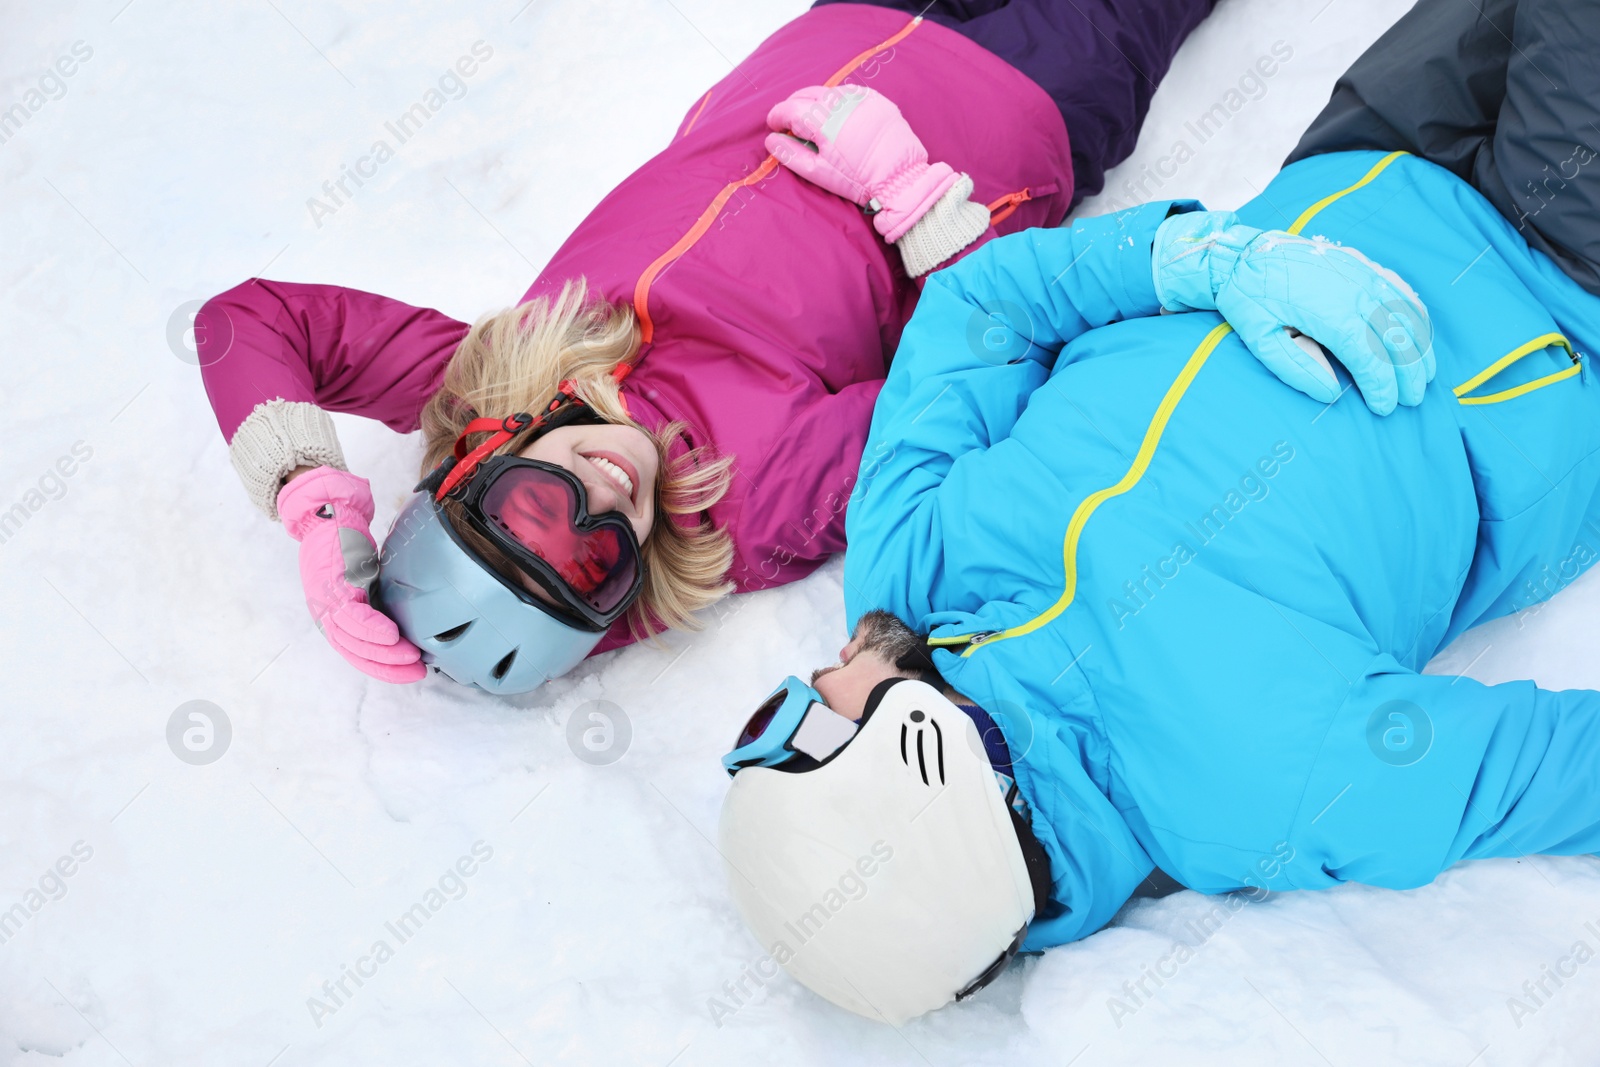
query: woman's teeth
[{"left": 587, "top": 455, "right": 634, "bottom": 499}]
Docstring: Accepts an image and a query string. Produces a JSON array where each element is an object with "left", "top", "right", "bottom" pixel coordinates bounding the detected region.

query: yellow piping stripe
[
  {"left": 1453, "top": 332, "right": 1571, "bottom": 395},
  {"left": 931, "top": 154, "right": 1410, "bottom": 657},
  {"left": 1286, "top": 150, "right": 1407, "bottom": 235},
  {"left": 943, "top": 323, "right": 1234, "bottom": 657},
  {"left": 1457, "top": 363, "right": 1582, "bottom": 405},
  {"left": 1452, "top": 331, "right": 1574, "bottom": 398}
]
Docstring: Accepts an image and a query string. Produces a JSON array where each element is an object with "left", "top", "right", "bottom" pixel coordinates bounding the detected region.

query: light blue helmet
[{"left": 375, "top": 493, "right": 604, "bottom": 694}]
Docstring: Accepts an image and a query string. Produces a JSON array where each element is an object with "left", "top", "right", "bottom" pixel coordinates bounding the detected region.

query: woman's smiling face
[{"left": 516, "top": 422, "right": 660, "bottom": 542}]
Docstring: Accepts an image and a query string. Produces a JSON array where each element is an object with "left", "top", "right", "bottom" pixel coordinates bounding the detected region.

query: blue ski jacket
[{"left": 844, "top": 150, "right": 1600, "bottom": 951}]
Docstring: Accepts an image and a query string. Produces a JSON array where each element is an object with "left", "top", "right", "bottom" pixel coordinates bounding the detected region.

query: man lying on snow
[{"left": 716, "top": 0, "right": 1600, "bottom": 1025}]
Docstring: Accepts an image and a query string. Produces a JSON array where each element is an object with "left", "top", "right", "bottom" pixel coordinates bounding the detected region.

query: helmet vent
[
  {"left": 900, "top": 713, "right": 945, "bottom": 786},
  {"left": 491, "top": 649, "right": 518, "bottom": 682},
  {"left": 434, "top": 621, "right": 473, "bottom": 643}
]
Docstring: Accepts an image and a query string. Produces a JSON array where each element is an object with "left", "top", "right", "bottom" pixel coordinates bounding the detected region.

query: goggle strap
[
  {"left": 955, "top": 926, "right": 1027, "bottom": 1002},
  {"left": 610, "top": 363, "right": 636, "bottom": 417},
  {"left": 436, "top": 413, "right": 534, "bottom": 499},
  {"left": 432, "top": 383, "right": 590, "bottom": 501}
]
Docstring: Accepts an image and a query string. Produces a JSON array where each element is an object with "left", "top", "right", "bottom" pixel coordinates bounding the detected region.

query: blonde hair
[{"left": 419, "top": 279, "right": 735, "bottom": 642}]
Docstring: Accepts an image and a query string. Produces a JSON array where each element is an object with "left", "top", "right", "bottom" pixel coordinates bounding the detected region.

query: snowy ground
[{"left": 4, "top": 0, "right": 1599, "bottom": 1064}]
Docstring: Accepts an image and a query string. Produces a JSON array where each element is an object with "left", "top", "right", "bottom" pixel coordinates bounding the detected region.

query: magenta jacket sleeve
[{"left": 198, "top": 279, "right": 470, "bottom": 440}]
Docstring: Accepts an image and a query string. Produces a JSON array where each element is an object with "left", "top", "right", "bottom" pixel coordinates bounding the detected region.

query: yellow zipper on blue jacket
[
  {"left": 930, "top": 152, "right": 1412, "bottom": 659},
  {"left": 1454, "top": 332, "right": 1580, "bottom": 404}
]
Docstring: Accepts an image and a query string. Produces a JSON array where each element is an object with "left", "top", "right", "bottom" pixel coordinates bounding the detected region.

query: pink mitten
[
  {"left": 277, "top": 467, "right": 426, "bottom": 683},
  {"left": 765, "top": 84, "right": 961, "bottom": 243}
]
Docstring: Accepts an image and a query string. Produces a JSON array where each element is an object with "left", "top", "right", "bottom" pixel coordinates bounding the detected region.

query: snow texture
[{"left": 2, "top": 0, "right": 1598, "bottom": 1064}]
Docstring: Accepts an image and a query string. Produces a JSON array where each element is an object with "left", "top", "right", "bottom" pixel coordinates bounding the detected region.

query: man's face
[{"left": 809, "top": 610, "right": 926, "bottom": 720}]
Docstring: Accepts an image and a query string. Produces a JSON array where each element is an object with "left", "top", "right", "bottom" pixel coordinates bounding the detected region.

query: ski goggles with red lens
[
  {"left": 418, "top": 392, "right": 644, "bottom": 632},
  {"left": 722, "top": 676, "right": 860, "bottom": 775},
  {"left": 449, "top": 454, "right": 643, "bottom": 632}
]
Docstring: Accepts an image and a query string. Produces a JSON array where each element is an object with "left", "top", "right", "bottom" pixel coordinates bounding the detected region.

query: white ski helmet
[{"left": 718, "top": 679, "right": 1043, "bottom": 1025}]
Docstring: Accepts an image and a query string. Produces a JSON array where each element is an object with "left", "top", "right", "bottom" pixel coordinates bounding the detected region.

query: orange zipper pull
[{"left": 987, "top": 188, "right": 1032, "bottom": 227}]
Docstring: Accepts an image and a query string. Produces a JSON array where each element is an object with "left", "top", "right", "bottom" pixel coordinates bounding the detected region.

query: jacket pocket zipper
[
  {"left": 1454, "top": 332, "right": 1581, "bottom": 405},
  {"left": 987, "top": 181, "right": 1061, "bottom": 227}
]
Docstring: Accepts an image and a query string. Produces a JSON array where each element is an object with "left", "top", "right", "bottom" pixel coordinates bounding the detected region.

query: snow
[{"left": 3, "top": 0, "right": 1598, "bottom": 1064}]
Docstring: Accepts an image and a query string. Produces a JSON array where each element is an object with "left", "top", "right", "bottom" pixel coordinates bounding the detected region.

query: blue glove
[{"left": 1153, "top": 210, "right": 1434, "bottom": 415}]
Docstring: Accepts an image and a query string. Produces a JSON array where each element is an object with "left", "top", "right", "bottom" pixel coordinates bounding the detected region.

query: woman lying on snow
[
  {"left": 192, "top": 0, "right": 1268, "bottom": 693},
  {"left": 717, "top": 0, "right": 1600, "bottom": 1025}
]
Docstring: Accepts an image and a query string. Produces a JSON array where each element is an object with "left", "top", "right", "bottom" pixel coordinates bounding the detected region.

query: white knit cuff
[
  {"left": 894, "top": 174, "right": 992, "bottom": 278},
  {"left": 228, "top": 399, "right": 347, "bottom": 520}
]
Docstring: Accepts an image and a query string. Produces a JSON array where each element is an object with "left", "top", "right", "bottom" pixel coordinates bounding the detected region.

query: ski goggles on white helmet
[
  {"left": 722, "top": 676, "right": 861, "bottom": 774},
  {"left": 718, "top": 679, "right": 1051, "bottom": 1024}
]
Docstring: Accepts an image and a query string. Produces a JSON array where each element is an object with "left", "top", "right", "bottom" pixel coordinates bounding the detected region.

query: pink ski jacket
[{"left": 201, "top": 4, "right": 1073, "bottom": 651}]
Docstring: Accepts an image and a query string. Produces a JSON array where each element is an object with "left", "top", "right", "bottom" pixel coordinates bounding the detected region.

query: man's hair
[{"left": 856, "top": 609, "right": 946, "bottom": 690}]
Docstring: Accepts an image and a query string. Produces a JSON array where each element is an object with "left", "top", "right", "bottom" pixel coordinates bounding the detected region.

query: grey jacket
[{"left": 1288, "top": 0, "right": 1600, "bottom": 296}]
